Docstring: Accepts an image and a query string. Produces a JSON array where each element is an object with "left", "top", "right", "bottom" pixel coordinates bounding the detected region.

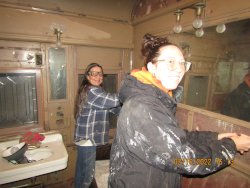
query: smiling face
[
  {"left": 86, "top": 66, "right": 103, "bottom": 86},
  {"left": 147, "top": 45, "right": 186, "bottom": 90}
]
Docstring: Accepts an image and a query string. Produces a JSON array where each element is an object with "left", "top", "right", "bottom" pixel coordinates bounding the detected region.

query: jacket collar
[
  {"left": 119, "top": 75, "right": 180, "bottom": 108},
  {"left": 130, "top": 67, "right": 173, "bottom": 96}
]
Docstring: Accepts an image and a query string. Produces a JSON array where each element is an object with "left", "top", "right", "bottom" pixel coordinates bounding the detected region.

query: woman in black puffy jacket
[{"left": 108, "top": 33, "right": 250, "bottom": 188}]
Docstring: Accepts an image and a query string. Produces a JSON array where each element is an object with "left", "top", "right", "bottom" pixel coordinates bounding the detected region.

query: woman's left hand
[{"left": 218, "top": 133, "right": 239, "bottom": 140}]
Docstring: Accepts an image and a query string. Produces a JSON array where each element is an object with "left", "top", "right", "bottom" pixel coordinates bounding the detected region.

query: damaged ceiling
[{"left": 0, "top": 0, "right": 181, "bottom": 22}]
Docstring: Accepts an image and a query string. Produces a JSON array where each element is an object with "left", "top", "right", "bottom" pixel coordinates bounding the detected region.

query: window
[
  {"left": 186, "top": 75, "right": 209, "bottom": 108},
  {"left": 0, "top": 69, "right": 43, "bottom": 135}
]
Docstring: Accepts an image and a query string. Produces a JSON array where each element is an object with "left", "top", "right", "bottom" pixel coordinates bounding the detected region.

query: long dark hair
[
  {"left": 74, "top": 63, "right": 103, "bottom": 117},
  {"left": 141, "top": 33, "right": 172, "bottom": 69}
]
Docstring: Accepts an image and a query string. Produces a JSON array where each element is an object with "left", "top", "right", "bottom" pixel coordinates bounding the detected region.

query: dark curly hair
[{"left": 141, "top": 33, "right": 173, "bottom": 69}]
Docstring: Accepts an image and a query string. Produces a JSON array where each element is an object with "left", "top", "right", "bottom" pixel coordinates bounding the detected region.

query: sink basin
[
  {"left": 25, "top": 148, "right": 53, "bottom": 162},
  {"left": 0, "top": 132, "right": 68, "bottom": 185}
]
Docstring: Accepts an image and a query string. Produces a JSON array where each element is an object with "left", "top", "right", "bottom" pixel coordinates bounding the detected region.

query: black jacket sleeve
[
  {"left": 185, "top": 130, "right": 218, "bottom": 146},
  {"left": 119, "top": 96, "right": 237, "bottom": 176}
]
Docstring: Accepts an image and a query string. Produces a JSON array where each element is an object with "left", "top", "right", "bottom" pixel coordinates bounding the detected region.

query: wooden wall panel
[
  {"left": 76, "top": 46, "right": 123, "bottom": 70},
  {"left": 182, "top": 167, "right": 250, "bottom": 188},
  {"left": 175, "top": 107, "right": 190, "bottom": 130}
]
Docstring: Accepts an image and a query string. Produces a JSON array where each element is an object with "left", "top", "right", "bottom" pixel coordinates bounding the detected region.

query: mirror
[
  {"left": 48, "top": 48, "right": 67, "bottom": 100},
  {"left": 169, "top": 18, "right": 250, "bottom": 122}
]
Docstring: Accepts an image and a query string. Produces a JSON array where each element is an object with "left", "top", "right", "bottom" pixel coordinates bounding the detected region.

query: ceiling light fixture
[
  {"left": 173, "top": 9, "right": 183, "bottom": 34},
  {"left": 195, "top": 28, "right": 204, "bottom": 37},
  {"left": 54, "top": 28, "right": 63, "bottom": 47},
  {"left": 50, "top": 23, "right": 65, "bottom": 48},
  {"left": 192, "top": 2, "right": 205, "bottom": 29},
  {"left": 216, "top": 23, "right": 226, "bottom": 33},
  {"left": 172, "top": 1, "right": 206, "bottom": 37}
]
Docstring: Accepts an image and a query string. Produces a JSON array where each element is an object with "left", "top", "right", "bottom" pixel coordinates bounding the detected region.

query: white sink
[
  {"left": 0, "top": 132, "right": 68, "bottom": 185},
  {"left": 25, "top": 148, "right": 53, "bottom": 161}
]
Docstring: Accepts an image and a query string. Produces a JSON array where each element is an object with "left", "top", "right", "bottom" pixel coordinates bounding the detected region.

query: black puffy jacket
[{"left": 109, "top": 75, "right": 236, "bottom": 188}]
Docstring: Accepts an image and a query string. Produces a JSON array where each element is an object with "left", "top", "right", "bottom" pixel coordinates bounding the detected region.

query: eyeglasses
[
  {"left": 88, "top": 71, "right": 104, "bottom": 77},
  {"left": 157, "top": 59, "right": 191, "bottom": 71}
]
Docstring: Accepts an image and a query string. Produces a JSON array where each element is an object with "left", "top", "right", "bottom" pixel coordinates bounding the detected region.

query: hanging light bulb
[
  {"left": 173, "top": 9, "right": 183, "bottom": 34},
  {"left": 192, "top": 2, "right": 205, "bottom": 29},
  {"left": 216, "top": 23, "right": 226, "bottom": 33},
  {"left": 195, "top": 28, "right": 204, "bottom": 37},
  {"left": 173, "top": 24, "right": 182, "bottom": 33},
  {"left": 192, "top": 17, "right": 203, "bottom": 29}
]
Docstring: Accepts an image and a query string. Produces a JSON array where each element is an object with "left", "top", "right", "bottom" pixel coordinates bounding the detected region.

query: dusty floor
[{"left": 95, "top": 160, "right": 109, "bottom": 188}]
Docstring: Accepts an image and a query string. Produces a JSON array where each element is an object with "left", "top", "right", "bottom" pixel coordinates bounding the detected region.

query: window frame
[{"left": 0, "top": 68, "right": 44, "bottom": 137}]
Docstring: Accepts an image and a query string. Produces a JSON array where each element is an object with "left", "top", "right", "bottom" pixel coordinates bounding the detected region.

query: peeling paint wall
[
  {"left": 0, "top": 0, "right": 135, "bottom": 22},
  {"left": 0, "top": 6, "right": 133, "bottom": 48},
  {"left": 132, "top": 0, "right": 182, "bottom": 19}
]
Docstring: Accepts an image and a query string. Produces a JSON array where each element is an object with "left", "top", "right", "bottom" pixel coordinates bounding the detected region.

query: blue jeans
[{"left": 74, "top": 145, "right": 96, "bottom": 188}]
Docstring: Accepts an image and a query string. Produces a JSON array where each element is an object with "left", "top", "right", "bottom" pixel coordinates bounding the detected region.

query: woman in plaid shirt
[{"left": 74, "top": 63, "right": 121, "bottom": 188}]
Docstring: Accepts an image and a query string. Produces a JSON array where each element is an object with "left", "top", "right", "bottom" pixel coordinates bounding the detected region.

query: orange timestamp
[
  {"left": 215, "top": 157, "right": 235, "bottom": 166},
  {"left": 173, "top": 158, "right": 212, "bottom": 166}
]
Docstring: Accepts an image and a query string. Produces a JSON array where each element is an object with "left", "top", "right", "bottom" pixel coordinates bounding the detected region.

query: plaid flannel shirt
[{"left": 75, "top": 86, "right": 120, "bottom": 146}]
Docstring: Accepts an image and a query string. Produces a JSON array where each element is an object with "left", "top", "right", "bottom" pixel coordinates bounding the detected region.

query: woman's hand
[
  {"left": 218, "top": 133, "right": 250, "bottom": 154},
  {"left": 218, "top": 133, "right": 239, "bottom": 140},
  {"left": 230, "top": 134, "right": 250, "bottom": 154}
]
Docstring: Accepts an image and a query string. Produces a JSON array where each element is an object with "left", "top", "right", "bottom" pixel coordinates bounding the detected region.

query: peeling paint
[
  {"left": 148, "top": 112, "right": 153, "bottom": 120},
  {"left": 129, "top": 139, "right": 137, "bottom": 146}
]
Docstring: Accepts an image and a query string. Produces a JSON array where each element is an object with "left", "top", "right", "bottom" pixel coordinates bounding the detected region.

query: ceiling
[{"left": 0, "top": 0, "right": 138, "bottom": 22}]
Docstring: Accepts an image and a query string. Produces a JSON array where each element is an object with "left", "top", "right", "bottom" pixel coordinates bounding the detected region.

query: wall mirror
[
  {"left": 169, "top": 18, "right": 250, "bottom": 122},
  {"left": 48, "top": 47, "right": 67, "bottom": 100}
]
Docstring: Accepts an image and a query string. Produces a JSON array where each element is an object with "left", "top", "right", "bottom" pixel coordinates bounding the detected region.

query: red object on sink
[{"left": 20, "top": 132, "right": 45, "bottom": 145}]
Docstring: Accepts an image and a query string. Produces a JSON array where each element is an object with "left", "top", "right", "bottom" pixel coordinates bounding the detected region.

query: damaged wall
[{"left": 0, "top": 2, "right": 133, "bottom": 49}]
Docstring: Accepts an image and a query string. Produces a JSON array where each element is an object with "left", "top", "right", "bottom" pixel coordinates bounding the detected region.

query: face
[
  {"left": 148, "top": 45, "right": 188, "bottom": 90},
  {"left": 245, "top": 73, "right": 250, "bottom": 88},
  {"left": 86, "top": 66, "right": 103, "bottom": 86}
]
